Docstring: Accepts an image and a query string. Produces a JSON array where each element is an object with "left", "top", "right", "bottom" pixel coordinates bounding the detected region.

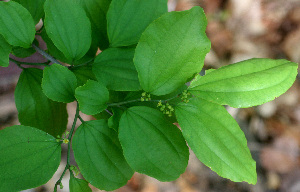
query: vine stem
[
  {"left": 54, "top": 102, "right": 80, "bottom": 192},
  {"left": 32, "top": 43, "right": 63, "bottom": 65}
]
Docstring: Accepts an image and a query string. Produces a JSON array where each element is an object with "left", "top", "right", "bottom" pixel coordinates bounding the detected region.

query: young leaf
[
  {"left": 0, "top": 35, "right": 12, "bottom": 67},
  {"left": 70, "top": 65, "right": 96, "bottom": 86},
  {"left": 189, "top": 58, "right": 298, "bottom": 108},
  {"left": 107, "top": 0, "right": 168, "bottom": 47},
  {"left": 69, "top": 173, "right": 92, "bottom": 192},
  {"left": 12, "top": 0, "right": 45, "bottom": 24},
  {"left": 175, "top": 98, "right": 257, "bottom": 184},
  {"left": 75, "top": 80, "right": 109, "bottom": 115},
  {"left": 44, "top": 0, "right": 92, "bottom": 61},
  {"left": 72, "top": 120, "right": 134, "bottom": 191},
  {"left": 42, "top": 64, "right": 77, "bottom": 103},
  {"left": 0, "top": 125, "right": 61, "bottom": 191},
  {"left": 74, "top": 0, "right": 111, "bottom": 50},
  {"left": 93, "top": 47, "right": 141, "bottom": 91},
  {"left": 119, "top": 106, "right": 189, "bottom": 181},
  {"left": 15, "top": 68, "right": 68, "bottom": 136},
  {"left": 0, "top": 1, "right": 35, "bottom": 48},
  {"left": 134, "top": 6, "right": 211, "bottom": 95}
]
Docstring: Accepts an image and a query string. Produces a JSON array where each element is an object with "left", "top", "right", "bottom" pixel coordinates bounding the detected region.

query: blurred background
[{"left": 1, "top": 0, "right": 300, "bottom": 191}]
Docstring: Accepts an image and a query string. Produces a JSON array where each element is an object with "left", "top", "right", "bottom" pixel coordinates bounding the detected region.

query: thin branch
[
  {"left": 54, "top": 102, "right": 80, "bottom": 192},
  {"left": 9, "top": 58, "right": 50, "bottom": 67},
  {"left": 32, "top": 43, "right": 62, "bottom": 65}
]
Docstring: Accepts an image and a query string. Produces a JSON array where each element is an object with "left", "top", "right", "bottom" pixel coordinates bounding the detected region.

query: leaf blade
[
  {"left": 42, "top": 64, "right": 77, "bottom": 103},
  {"left": 107, "top": 0, "right": 168, "bottom": 47},
  {"left": 175, "top": 98, "right": 257, "bottom": 184},
  {"left": 134, "top": 6, "right": 211, "bottom": 95},
  {"left": 72, "top": 120, "right": 134, "bottom": 191},
  {"left": 0, "top": 125, "right": 61, "bottom": 191},
  {"left": 189, "top": 58, "right": 298, "bottom": 108},
  {"left": 93, "top": 47, "right": 141, "bottom": 91},
  {"left": 0, "top": 1, "right": 35, "bottom": 48},
  {"left": 44, "top": 0, "right": 92, "bottom": 61},
  {"left": 15, "top": 68, "right": 68, "bottom": 136},
  {"left": 119, "top": 106, "right": 189, "bottom": 181},
  {"left": 0, "top": 34, "right": 12, "bottom": 67}
]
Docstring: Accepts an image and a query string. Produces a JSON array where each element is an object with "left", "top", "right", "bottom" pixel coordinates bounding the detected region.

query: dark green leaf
[
  {"left": 134, "top": 6, "right": 211, "bottom": 95},
  {"left": 72, "top": 120, "right": 134, "bottom": 190},
  {"left": 107, "top": 0, "right": 167, "bottom": 47},
  {"left": 12, "top": 39, "right": 39, "bottom": 58},
  {"left": 15, "top": 68, "right": 68, "bottom": 136},
  {"left": 175, "top": 98, "right": 257, "bottom": 184},
  {"left": 93, "top": 47, "right": 141, "bottom": 91},
  {"left": 42, "top": 64, "right": 77, "bottom": 103},
  {"left": 119, "top": 106, "right": 189, "bottom": 181},
  {"left": 74, "top": 0, "right": 111, "bottom": 50},
  {"left": 0, "top": 125, "right": 61, "bottom": 191},
  {"left": 189, "top": 58, "right": 298, "bottom": 108},
  {"left": 69, "top": 173, "right": 92, "bottom": 192},
  {"left": 70, "top": 65, "right": 96, "bottom": 87},
  {"left": 12, "top": 0, "right": 45, "bottom": 24},
  {"left": 108, "top": 108, "right": 124, "bottom": 131},
  {"left": 44, "top": 0, "right": 92, "bottom": 61},
  {"left": 0, "top": 34, "right": 12, "bottom": 67},
  {"left": 0, "top": 1, "right": 35, "bottom": 48},
  {"left": 75, "top": 80, "right": 109, "bottom": 115}
]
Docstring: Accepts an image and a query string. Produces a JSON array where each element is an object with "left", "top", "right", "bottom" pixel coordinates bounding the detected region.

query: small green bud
[
  {"left": 59, "top": 182, "right": 64, "bottom": 189},
  {"left": 141, "top": 92, "right": 146, "bottom": 97},
  {"left": 63, "top": 138, "right": 69, "bottom": 144},
  {"left": 141, "top": 98, "right": 145, "bottom": 102}
]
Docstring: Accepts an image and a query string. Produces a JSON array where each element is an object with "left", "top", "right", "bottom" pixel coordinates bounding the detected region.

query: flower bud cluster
[
  {"left": 181, "top": 90, "right": 191, "bottom": 103},
  {"left": 141, "top": 92, "right": 151, "bottom": 101},
  {"left": 157, "top": 100, "right": 174, "bottom": 117}
]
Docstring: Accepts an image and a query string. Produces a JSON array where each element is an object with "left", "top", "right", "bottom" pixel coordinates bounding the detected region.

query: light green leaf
[
  {"left": 119, "top": 106, "right": 189, "bottom": 181},
  {"left": 69, "top": 174, "right": 92, "bottom": 192},
  {"left": 93, "top": 47, "right": 141, "bottom": 91},
  {"left": 44, "top": 0, "right": 92, "bottom": 61},
  {"left": 107, "top": 0, "right": 168, "bottom": 47},
  {"left": 189, "top": 58, "right": 298, "bottom": 108},
  {"left": 75, "top": 80, "right": 109, "bottom": 115},
  {"left": 175, "top": 98, "right": 257, "bottom": 184},
  {"left": 72, "top": 120, "right": 134, "bottom": 191},
  {"left": 15, "top": 68, "right": 68, "bottom": 136},
  {"left": 42, "top": 64, "right": 77, "bottom": 103},
  {"left": 0, "top": 35, "right": 12, "bottom": 67},
  {"left": 0, "top": 125, "right": 61, "bottom": 191},
  {"left": 74, "top": 0, "right": 111, "bottom": 50},
  {"left": 70, "top": 65, "right": 96, "bottom": 86},
  {"left": 0, "top": 1, "right": 35, "bottom": 48},
  {"left": 134, "top": 6, "right": 211, "bottom": 95},
  {"left": 12, "top": 0, "right": 45, "bottom": 24}
]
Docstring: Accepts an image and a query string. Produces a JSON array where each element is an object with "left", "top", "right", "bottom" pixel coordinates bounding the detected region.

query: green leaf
[
  {"left": 15, "top": 68, "right": 68, "bottom": 136},
  {"left": 75, "top": 80, "right": 109, "bottom": 115},
  {"left": 12, "top": 39, "right": 39, "bottom": 58},
  {"left": 72, "top": 120, "right": 134, "bottom": 191},
  {"left": 0, "top": 125, "right": 61, "bottom": 191},
  {"left": 0, "top": 1, "right": 35, "bottom": 48},
  {"left": 0, "top": 34, "right": 12, "bottom": 67},
  {"left": 189, "top": 58, "right": 298, "bottom": 108},
  {"left": 12, "top": 0, "right": 45, "bottom": 24},
  {"left": 42, "top": 64, "right": 77, "bottom": 103},
  {"left": 93, "top": 47, "right": 141, "bottom": 91},
  {"left": 69, "top": 174, "right": 92, "bottom": 192},
  {"left": 44, "top": 0, "right": 92, "bottom": 61},
  {"left": 74, "top": 0, "right": 111, "bottom": 50},
  {"left": 70, "top": 65, "right": 96, "bottom": 86},
  {"left": 175, "top": 98, "right": 257, "bottom": 184},
  {"left": 107, "top": 0, "right": 168, "bottom": 47},
  {"left": 108, "top": 108, "right": 124, "bottom": 131},
  {"left": 119, "top": 106, "right": 189, "bottom": 181},
  {"left": 134, "top": 6, "right": 211, "bottom": 95}
]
